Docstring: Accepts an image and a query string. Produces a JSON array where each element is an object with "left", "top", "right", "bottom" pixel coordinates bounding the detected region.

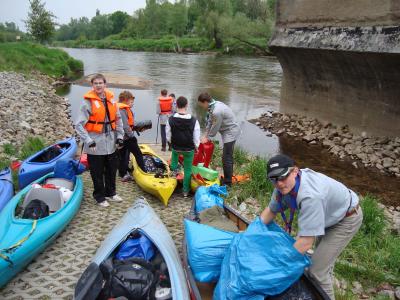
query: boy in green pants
[{"left": 166, "top": 96, "right": 200, "bottom": 197}]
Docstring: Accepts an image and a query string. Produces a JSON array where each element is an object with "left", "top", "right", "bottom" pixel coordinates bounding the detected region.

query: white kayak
[{"left": 74, "top": 197, "right": 189, "bottom": 300}]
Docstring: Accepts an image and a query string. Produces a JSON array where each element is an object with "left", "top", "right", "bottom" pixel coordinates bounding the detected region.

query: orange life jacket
[
  {"left": 117, "top": 102, "right": 134, "bottom": 128},
  {"left": 84, "top": 90, "right": 117, "bottom": 133},
  {"left": 158, "top": 96, "right": 173, "bottom": 115}
]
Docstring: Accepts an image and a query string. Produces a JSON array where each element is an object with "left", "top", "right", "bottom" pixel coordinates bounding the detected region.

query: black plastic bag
[{"left": 22, "top": 199, "right": 49, "bottom": 219}]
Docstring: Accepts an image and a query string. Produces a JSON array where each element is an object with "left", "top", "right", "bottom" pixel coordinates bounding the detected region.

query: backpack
[
  {"left": 99, "top": 257, "right": 158, "bottom": 300},
  {"left": 22, "top": 199, "right": 49, "bottom": 219}
]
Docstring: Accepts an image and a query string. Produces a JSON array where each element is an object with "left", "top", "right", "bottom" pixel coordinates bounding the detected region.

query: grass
[
  {"left": 211, "top": 142, "right": 274, "bottom": 208},
  {"left": 335, "top": 195, "right": 400, "bottom": 287},
  {"left": 19, "top": 137, "right": 46, "bottom": 160},
  {"left": 0, "top": 42, "right": 83, "bottom": 79},
  {"left": 52, "top": 36, "right": 270, "bottom": 56},
  {"left": 1, "top": 136, "right": 48, "bottom": 188}
]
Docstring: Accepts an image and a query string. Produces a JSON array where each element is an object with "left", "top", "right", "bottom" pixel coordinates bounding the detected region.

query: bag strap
[{"left": 0, "top": 219, "right": 37, "bottom": 266}]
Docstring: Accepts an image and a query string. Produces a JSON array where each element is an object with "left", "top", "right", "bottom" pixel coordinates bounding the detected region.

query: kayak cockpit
[
  {"left": 75, "top": 229, "right": 173, "bottom": 300},
  {"left": 30, "top": 141, "right": 72, "bottom": 164},
  {"left": 14, "top": 176, "right": 75, "bottom": 220}
]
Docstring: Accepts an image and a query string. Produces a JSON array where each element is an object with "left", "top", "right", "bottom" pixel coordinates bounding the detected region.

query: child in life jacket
[
  {"left": 117, "top": 91, "right": 145, "bottom": 181},
  {"left": 156, "top": 89, "right": 174, "bottom": 151}
]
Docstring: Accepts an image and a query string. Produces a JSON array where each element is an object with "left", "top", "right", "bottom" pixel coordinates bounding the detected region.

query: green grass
[
  {"left": 0, "top": 136, "right": 48, "bottom": 188},
  {"left": 0, "top": 42, "right": 83, "bottom": 79},
  {"left": 210, "top": 143, "right": 273, "bottom": 208},
  {"left": 52, "top": 36, "right": 270, "bottom": 56},
  {"left": 2, "top": 143, "right": 17, "bottom": 156},
  {"left": 335, "top": 195, "right": 400, "bottom": 287},
  {"left": 19, "top": 137, "right": 47, "bottom": 160}
]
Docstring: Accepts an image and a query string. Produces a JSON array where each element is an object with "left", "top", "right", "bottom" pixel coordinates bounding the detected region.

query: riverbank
[
  {"left": 210, "top": 144, "right": 400, "bottom": 299},
  {"left": 0, "top": 71, "right": 75, "bottom": 169},
  {"left": 53, "top": 36, "right": 271, "bottom": 56},
  {"left": 0, "top": 42, "right": 83, "bottom": 80},
  {"left": 251, "top": 112, "right": 400, "bottom": 178}
]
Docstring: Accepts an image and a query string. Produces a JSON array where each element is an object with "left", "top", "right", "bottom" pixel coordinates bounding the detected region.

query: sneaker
[
  {"left": 121, "top": 174, "right": 133, "bottom": 182},
  {"left": 97, "top": 200, "right": 110, "bottom": 207},
  {"left": 161, "top": 147, "right": 166, "bottom": 152},
  {"left": 169, "top": 170, "right": 179, "bottom": 178},
  {"left": 107, "top": 194, "right": 123, "bottom": 202},
  {"left": 168, "top": 143, "right": 172, "bottom": 151},
  {"left": 183, "top": 191, "right": 190, "bottom": 198}
]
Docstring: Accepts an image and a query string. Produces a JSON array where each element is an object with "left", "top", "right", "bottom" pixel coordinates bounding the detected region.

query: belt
[{"left": 345, "top": 204, "right": 360, "bottom": 217}]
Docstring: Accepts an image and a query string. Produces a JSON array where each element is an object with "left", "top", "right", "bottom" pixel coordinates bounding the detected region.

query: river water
[{"left": 61, "top": 48, "right": 399, "bottom": 205}]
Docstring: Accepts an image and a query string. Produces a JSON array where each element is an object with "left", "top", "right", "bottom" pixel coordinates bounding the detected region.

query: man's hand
[
  {"left": 116, "top": 138, "right": 124, "bottom": 149},
  {"left": 293, "top": 236, "right": 315, "bottom": 254},
  {"left": 260, "top": 207, "right": 276, "bottom": 225}
]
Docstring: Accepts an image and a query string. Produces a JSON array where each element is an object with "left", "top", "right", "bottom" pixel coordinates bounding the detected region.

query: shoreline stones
[
  {"left": 0, "top": 71, "right": 75, "bottom": 156},
  {"left": 251, "top": 111, "right": 400, "bottom": 177}
]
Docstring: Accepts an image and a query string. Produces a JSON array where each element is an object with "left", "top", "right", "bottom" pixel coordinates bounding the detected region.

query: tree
[
  {"left": 109, "top": 11, "right": 130, "bottom": 34},
  {"left": 25, "top": 0, "right": 56, "bottom": 43}
]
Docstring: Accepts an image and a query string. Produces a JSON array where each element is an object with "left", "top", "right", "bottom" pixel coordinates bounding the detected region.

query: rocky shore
[
  {"left": 0, "top": 71, "right": 74, "bottom": 158},
  {"left": 251, "top": 112, "right": 400, "bottom": 177}
]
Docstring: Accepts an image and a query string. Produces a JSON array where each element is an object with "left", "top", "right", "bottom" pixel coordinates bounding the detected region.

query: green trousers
[{"left": 170, "top": 149, "right": 194, "bottom": 193}]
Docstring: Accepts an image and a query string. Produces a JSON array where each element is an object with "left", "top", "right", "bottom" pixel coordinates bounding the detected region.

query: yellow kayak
[{"left": 131, "top": 144, "right": 177, "bottom": 206}]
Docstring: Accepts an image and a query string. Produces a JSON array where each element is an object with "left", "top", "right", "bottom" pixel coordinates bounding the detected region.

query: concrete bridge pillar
[{"left": 269, "top": 0, "right": 400, "bottom": 136}]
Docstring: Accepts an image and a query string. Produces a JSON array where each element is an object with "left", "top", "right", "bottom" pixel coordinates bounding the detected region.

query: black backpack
[
  {"left": 99, "top": 257, "right": 158, "bottom": 300},
  {"left": 22, "top": 199, "right": 49, "bottom": 219}
]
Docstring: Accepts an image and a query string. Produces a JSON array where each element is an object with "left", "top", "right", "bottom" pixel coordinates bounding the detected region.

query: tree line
[
  {"left": 55, "top": 0, "right": 276, "bottom": 49},
  {"left": 0, "top": 22, "right": 25, "bottom": 42}
]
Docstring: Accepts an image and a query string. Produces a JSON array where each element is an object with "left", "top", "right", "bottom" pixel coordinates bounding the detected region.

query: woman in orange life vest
[
  {"left": 156, "top": 89, "right": 176, "bottom": 151},
  {"left": 74, "top": 73, "right": 125, "bottom": 208},
  {"left": 117, "top": 91, "right": 145, "bottom": 182}
]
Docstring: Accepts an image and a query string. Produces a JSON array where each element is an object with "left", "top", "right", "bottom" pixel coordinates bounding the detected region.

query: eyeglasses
[{"left": 268, "top": 167, "right": 294, "bottom": 184}]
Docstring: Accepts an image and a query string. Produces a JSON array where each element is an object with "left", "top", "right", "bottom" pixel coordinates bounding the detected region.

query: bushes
[{"left": 52, "top": 36, "right": 268, "bottom": 55}]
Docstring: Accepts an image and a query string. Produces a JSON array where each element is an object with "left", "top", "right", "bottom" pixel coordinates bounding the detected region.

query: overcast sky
[{"left": 0, "top": 0, "right": 147, "bottom": 31}]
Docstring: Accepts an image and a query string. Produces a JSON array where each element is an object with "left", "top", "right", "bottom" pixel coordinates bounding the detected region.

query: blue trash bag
[
  {"left": 184, "top": 219, "right": 236, "bottom": 282},
  {"left": 214, "top": 217, "right": 311, "bottom": 300},
  {"left": 195, "top": 184, "right": 227, "bottom": 213},
  {"left": 115, "top": 232, "right": 155, "bottom": 261},
  {"left": 54, "top": 159, "right": 86, "bottom": 182}
]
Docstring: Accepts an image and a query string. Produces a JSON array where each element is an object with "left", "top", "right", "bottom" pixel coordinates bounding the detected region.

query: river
[{"left": 61, "top": 48, "right": 399, "bottom": 205}]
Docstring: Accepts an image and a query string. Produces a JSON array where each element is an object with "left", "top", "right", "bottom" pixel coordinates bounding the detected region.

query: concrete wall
[
  {"left": 269, "top": 0, "right": 400, "bottom": 136},
  {"left": 276, "top": 0, "right": 400, "bottom": 27}
]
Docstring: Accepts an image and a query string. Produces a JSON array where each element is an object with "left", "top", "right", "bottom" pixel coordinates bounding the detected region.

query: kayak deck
[{"left": 131, "top": 144, "right": 177, "bottom": 206}]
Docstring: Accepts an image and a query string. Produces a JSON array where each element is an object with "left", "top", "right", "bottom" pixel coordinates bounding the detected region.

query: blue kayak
[
  {"left": 0, "top": 168, "right": 14, "bottom": 213},
  {"left": 75, "top": 198, "right": 189, "bottom": 300},
  {"left": 0, "top": 172, "right": 83, "bottom": 288},
  {"left": 18, "top": 137, "right": 78, "bottom": 189}
]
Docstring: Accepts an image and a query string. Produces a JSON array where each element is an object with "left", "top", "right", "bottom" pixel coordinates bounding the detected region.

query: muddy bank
[
  {"left": 250, "top": 112, "right": 400, "bottom": 206},
  {"left": 0, "top": 71, "right": 74, "bottom": 157},
  {"left": 252, "top": 112, "right": 400, "bottom": 176}
]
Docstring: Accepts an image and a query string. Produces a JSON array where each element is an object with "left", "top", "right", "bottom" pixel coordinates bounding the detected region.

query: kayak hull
[
  {"left": 0, "top": 168, "right": 14, "bottom": 213},
  {"left": 0, "top": 173, "right": 83, "bottom": 288},
  {"left": 131, "top": 144, "right": 177, "bottom": 206},
  {"left": 18, "top": 137, "right": 78, "bottom": 190},
  {"left": 74, "top": 197, "right": 189, "bottom": 300}
]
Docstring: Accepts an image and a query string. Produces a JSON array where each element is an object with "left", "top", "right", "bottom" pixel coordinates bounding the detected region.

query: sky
[{"left": 0, "top": 0, "right": 147, "bottom": 31}]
